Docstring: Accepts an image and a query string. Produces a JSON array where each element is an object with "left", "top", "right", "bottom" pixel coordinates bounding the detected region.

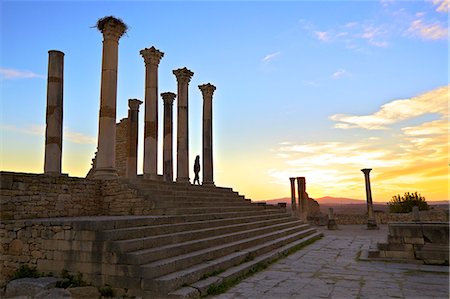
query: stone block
[
  {"left": 34, "top": 288, "right": 72, "bottom": 299},
  {"left": 384, "top": 250, "right": 415, "bottom": 259},
  {"left": 8, "top": 239, "right": 23, "bottom": 255},
  {"left": 68, "top": 286, "right": 100, "bottom": 299},
  {"left": 403, "top": 237, "right": 425, "bottom": 245},
  {"left": 5, "top": 277, "right": 60, "bottom": 298},
  {"left": 388, "top": 223, "right": 423, "bottom": 238}
]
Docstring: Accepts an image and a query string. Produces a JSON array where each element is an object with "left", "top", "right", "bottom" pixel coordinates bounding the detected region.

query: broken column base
[
  {"left": 367, "top": 219, "right": 379, "bottom": 230},
  {"left": 327, "top": 219, "right": 338, "bottom": 230},
  {"left": 92, "top": 168, "right": 118, "bottom": 180}
]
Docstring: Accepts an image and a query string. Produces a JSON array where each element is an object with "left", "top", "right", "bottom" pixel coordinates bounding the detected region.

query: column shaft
[
  {"left": 141, "top": 47, "right": 164, "bottom": 180},
  {"left": 173, "top": 68, "right": 194, "bottom": 183},
  {"left": 44, "top": 50, "right": 64, "bottom": 175},
  {"left": 94, "top": 17, "right": 127, "bottom": 179},
  {"left": 126, "top": 99, "right": 142, "bottom": 179},
  {"left": 162, "top": 92, "right": 176, "bottom": 182},
  {"left": 297, "top": 177, "right": 307, "bottom": 221},
  {"left": 289, "top": 178, "right": 296, "bottom": 211},
  {"left": 199, "top": 83, "right": 216, "bottom": 186},
  {"left": 361, "top": 168, "right": 378, "bottom": 229}
]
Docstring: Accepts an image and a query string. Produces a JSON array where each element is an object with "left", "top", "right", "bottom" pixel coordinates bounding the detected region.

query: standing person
[{"left": 193, "top": 155, "right": 201, "bottom": 185}]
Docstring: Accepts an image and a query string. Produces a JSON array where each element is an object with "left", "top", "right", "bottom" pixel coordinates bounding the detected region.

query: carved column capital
[
  {"left": 199, "top": 83, "right": 216, "bottom": 98},
  {"left": 140, "top": 46, "right": 164, "bottom": 66},
  {"left": 161, "top": 92, "right": 176, "bottom": 105},
  {"left": 97, "top": 17, "right": 127, "bottom": 41},
  {"left": 361, "top": 168, "right": 372, "bottom": 176},
  {"left": 128, "top": 98, "right": 143, "bottom": 111},
  {"left": 173, "top": 67, "right": 194, "bottom": 84}
]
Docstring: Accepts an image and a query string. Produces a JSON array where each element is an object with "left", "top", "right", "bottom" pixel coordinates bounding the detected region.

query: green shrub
[
  {"left": 98, "top": 284, "right": 114, "bottom": 297},
  {"left": 388, "top": 192, "right": 429, "bottom": 213},
  {"left": 8, "top": 265, "right": 41, "bottom": 281},
  {"left": 55, "top": 270, "right": 88, "bottom": 288}
]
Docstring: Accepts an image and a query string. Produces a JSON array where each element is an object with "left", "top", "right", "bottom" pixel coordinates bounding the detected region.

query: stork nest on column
[{"left": 96, "top": 16, "right": 128, "bottom": 33}]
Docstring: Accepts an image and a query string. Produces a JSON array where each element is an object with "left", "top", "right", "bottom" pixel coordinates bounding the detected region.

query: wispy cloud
[
  {"left": 262, "top": 51, "right": 281, "bottom": 62},
  {"left": 432, "top": 0, "right": 449, "bottom": 13},
  {"left": 331, "top": 69, "right": 349, "bottom": 80},
  {"left": 314, "top": 31, "right": 331, "bottom": 42},
  {"left": 268, "top": 86, "right": 448, "bottom": 200},
  {"left": 0, "top": 124, "right": 96, "bottom": 144},
  {"left": 0, "top": 68, "right": 45, "bottom": 80},
  {"left": 330, "top": 86, "right": 448, "bottom": 130},
  {"left": 408, "top": 19, "right": 448, "bottom": 40}
]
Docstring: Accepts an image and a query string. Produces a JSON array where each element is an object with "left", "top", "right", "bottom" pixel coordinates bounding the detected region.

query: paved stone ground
[{"left": 211, "top": 225, "right": 449, "bottom": 299}]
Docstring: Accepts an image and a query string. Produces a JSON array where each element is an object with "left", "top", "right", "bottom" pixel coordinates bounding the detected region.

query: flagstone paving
[{"left": 211, "top": 224, "right": 449, "bottom": 299}]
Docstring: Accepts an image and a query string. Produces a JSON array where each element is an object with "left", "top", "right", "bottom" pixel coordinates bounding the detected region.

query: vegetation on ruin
[
  {"left": 98, "top": 284, "right": 114, "bottom": 297},
  {"left": 8, "top": 265, "right": 41, "bottom": 281},
  {"left": 96, "top": 16, "right": 128, "bottom": 33},
  {"left": 55, "top": 270, "right": 88, "bottom": 288},
  {"left": 388, "top": 192, "right": 429, "bottom": 213}
]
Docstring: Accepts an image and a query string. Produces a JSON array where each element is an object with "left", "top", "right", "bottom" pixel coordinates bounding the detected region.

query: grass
[{"left": 205, "top": 235, "right": 322, "bottom": 297}]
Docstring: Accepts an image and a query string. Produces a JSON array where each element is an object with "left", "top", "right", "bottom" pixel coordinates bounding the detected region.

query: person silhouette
[{"left": 193, "top": 155, "right": 201, "bottom": 185}]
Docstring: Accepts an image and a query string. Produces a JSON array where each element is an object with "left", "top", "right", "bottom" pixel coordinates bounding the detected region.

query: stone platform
[
  {"left": 1, "top": 174, "right": 322, "bottom": 298},
  {"left": 212, "top": 225, "right": 449, "bottom": 299}
]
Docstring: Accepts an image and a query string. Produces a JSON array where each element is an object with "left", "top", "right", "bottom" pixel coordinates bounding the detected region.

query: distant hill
[{"left": 261, "top": 196, "right": 448, "bottom": 206}]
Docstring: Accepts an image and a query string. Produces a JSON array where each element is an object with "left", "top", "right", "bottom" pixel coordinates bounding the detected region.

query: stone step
[
  {"left": 144, "top": 229, "right": 320, "bottom": 295},
  {"left": 168, "top": 231, "right": 323, "bottom": 298},
  {"left": 140, "top": 200, "right": 253, "bottom": 209},
  {"left": 139, "top": 223, "right": 312, "bottom": 279},
  {"left": 126, "top": 221, "right": 307, "bottom": 265},
  {"left": 102, "top": 212, "right": 291, "bottom": 241},
  {"left": 147, "top": 205, "right": 269, "bottom": 215}
]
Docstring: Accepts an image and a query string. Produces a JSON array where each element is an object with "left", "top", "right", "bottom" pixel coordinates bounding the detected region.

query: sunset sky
[{"left": 1, "top": 0, "right": 448, "bottom": 202}]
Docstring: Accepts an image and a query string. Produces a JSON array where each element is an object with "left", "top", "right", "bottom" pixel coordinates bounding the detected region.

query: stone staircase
[{"left": 37, "top": 179, "right": 322, "bottom": 298}]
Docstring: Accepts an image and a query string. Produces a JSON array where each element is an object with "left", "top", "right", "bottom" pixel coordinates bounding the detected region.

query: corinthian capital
[
  {"left": 173, "top": 67, "right": 194, "bottom": 84},
  {"left": 96, "top": 16, "right": 127, "bottom": 41},
  {"left": 161, "top": 92, "right": 176, "bottom": 104},
  {"left": 198, "top": 83, "right": 216, "bottom": 98},
  {"left": 140, "top": 46, "right": 164, "bottom": 66}
]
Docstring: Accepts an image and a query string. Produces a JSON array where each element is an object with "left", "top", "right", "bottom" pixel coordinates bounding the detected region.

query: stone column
[
  {"left": 140, "top": 46, "right": 164, "bottom": 180},
  {"left": 327, "top": 208, "right": 338, "bottom": 230},
  {"left": 199, "top": 83, "right": 216, "bottom": 186},
  {"left": 173, "top": 67, "right": 194, "bottom": 183},
  {"left": 289, "top": 177, "right": 297, "bottom": 212},
  {"left": 361, "top": 168, "right": 378, "bottom": 229},
  {"left": 44, "top": 50, "right": 64, "bottom": 175},
  {"left": 126, "top": 99, "right": 142, "bottom": 179},
  {"left": 161, "top": 92, "right": 176, "bottom": 182},
  {"left": 297, "top": 177, "right": 308, "bottom": 221},
  {"left": 93, "top": 17, "right": 127, "bottom": 179}
]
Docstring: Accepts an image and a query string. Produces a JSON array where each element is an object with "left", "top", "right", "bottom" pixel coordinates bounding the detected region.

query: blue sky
[{"left": 1, "top": 0, "right": 448, "bottom": 201}]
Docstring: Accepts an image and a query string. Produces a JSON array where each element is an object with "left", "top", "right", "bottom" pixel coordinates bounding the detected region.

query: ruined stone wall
[
  {"left": 0, "top": 172, "right": 149, "bottom": 220},
  {"left": 334, "top": 210, "right": 449, "bottom": 225},
  {"left": 0, "top": 172, "right": 101, "bottom": 220},
  {"left": 0, "top": 220, "right": 77, "bottom": 284},
  {"left": 115, "top": 118, "right": 128, "bottom": 177}
]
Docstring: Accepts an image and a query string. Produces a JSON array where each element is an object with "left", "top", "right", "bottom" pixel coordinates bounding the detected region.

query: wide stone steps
[
  {"left": 138, "top": 222, "right": 309, "bottom": 279},
  {"left": 168, "top": 231, "right": 322, "bottom": 298},
  {"left": 144, "top": 228, "right": 320, "bottom": 295},
  {"left": 137, "top": 199, "right": 253, "bottom": 209},
  {"left": 100, "top": 212, "right": 290, "bottom": 241},
  {"left": 145, "top": 205, "right": 274, "bottom": 216},
  {"left": 124, "top": 220, "right": 306, "bottom": 265}
]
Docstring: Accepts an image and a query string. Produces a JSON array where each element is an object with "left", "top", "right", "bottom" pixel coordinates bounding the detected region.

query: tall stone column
[
  {"left": 140, "top": 46, "right": 164, "bottom": 180},
  {"left": 289, "top": 177, "right": 297, "bottom": 212},
  {"left": 173, "top": 67, "right": 194, "bottom": 183},
  {"left": 93, "top": 17, "right": 127, "bottom": 179},
  {"left": 126, "top": 99, "right": 142, "bottom": 179},
  {"left": 361, "top": 168, "right": 378, "bottom": 229},
  {"left": 161, "top": 92, "right": 176, "bottom": 182},
  {"left": 199, "top": 83, "right": 216, "bottom": 186},
  {"left": 44, "top": 50, "right": 64, "bottom": 175},
  {"left": 297, "top": 177, "right": 308, "bottom": 221}
]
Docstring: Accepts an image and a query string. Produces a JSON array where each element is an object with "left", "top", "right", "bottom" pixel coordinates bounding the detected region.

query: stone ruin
[{"left": 0, "top": 16, "right": 323, "bottom": 298}]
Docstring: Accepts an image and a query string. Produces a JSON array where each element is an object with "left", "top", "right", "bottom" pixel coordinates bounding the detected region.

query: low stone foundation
[
  {"left": 334, "top": 210, "right": 448, "bottom": 225},
  {"left": 0, "top": 172, "right": 147, "bottom": 221}
]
